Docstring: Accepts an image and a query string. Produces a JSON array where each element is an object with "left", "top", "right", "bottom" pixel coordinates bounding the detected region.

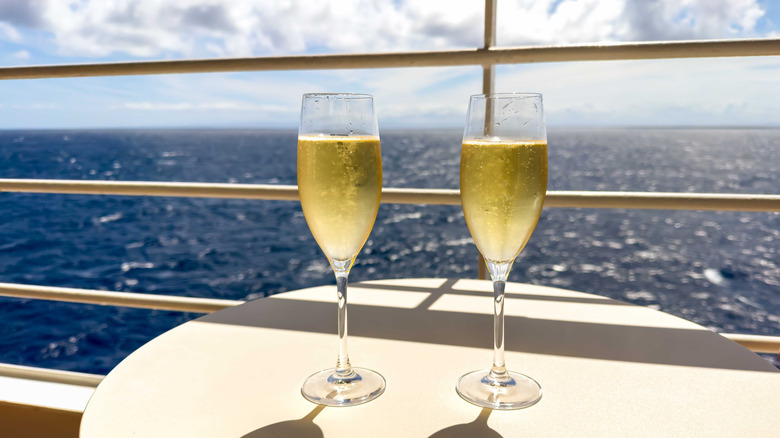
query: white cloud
[
  {"left": 497, "top": 0, "right": 766, "bottom": 45},
  {"left": 619, "top": 0, "right": 765, "bottom": 40},
  {"left": 116, "top": 101, "right": 290, "bottom": 112},
  {"left": 498, "top": 0, "right": 625, "bottom": 45},
  {"left": 5, "top": 0, "right": 481, "bottom": 58},
  {"left": 11, "top": 49, "right": 30, "bottom": 59},
  {"left": 0, "top": 0, "right": 776, "bottom": 128},
  {"left": 0, "top": 22, "right": 21, "bottom": 41},
  {"left": 497, "top": 56, "right": 780, "bottom": 125},
  {"left": 0, "top": 0, "right": 770, "bottom": 59},
  {"left": 139, "top": 66, "right": 480, "bottom": 127},
  {"left": 10, "top": 103, "right": 60, "bottom": 109}
]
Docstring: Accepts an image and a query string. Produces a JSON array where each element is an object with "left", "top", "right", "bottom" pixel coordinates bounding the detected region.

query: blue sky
[{"left": 0, "top": 0, "right": 779, "bottom": 129}]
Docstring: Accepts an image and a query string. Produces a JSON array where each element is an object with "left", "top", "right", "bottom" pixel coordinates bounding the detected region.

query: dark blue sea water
[{"left": 0, "top": 128, "right": 778, "bottom": 374}]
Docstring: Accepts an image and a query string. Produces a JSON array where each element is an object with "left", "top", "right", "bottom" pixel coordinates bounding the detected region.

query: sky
[{"left": 0, "top": 0, "right": 779, "bottom": 129}]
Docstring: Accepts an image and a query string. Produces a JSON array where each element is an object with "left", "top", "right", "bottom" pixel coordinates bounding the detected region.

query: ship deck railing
[{"left": 1, "top": 1, "right": 779, "bottom": 435}]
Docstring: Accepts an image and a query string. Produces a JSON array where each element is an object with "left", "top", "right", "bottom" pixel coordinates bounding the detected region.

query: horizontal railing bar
[
  {"left": 0, "top": 363, "right": 104, "bottom": 387},
  {"left": 721, "top": 333, "right": 780, "bottom": 354},
  {"left": 1, "top": 279, "right": 779, "bottom": 355},
  {"left": 543, "top": 191, "right": 780, "bottom": 212},
  {"left": 0, "top": 282, "right": 243, "bottom": 313},
  {"left": 0, "top": 38, "right": 778, "bottom": 80},
  {"left": 0, "top": 179, "right": 301, "bottom": 201},
  {"left": 1, "top": 179, "right": 778, "bottom": 212}
]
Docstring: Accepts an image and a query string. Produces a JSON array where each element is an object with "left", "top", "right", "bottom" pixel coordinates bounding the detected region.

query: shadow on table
[
  {"left": 198, "top": 279, "right": 776, "bottom": 373},
  {"left": 242, "top": 405, "right": 324, "bottom": 438},
  {"left": 429, "top": 408, "right": 502, "bottom": 438}
]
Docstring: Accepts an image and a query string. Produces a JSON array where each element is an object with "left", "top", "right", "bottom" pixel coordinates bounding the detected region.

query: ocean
[{"left": 0, "top": 128, "right": 777, "bottom": 374}]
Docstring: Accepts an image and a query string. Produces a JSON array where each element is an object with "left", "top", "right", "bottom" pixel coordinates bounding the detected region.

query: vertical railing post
[
  {"left": 482, "top": 0, "right": 497, "bottom": 94},
  {"left": 477, "top": 0, "right": 498, "bottom": 280}
]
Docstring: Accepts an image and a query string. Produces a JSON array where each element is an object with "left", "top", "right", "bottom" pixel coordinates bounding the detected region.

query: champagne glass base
[
  {"left": 301, "top": 367, "right": 386, "bottom": 407},
  {"left": 456, "top": 369, "right": 542, "bottom": 410}
]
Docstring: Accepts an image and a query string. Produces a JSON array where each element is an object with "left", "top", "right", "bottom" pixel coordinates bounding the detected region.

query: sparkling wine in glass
[
  {"left": 457, "top": 93, "right": 547, "bottom": 409},
  {"left": 298, "top": 93, "right": 385, "bottom": 406}
]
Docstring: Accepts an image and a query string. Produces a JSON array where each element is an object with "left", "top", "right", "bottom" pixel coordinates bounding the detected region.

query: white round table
[{"left": 81, "top": 278, "right": 780, "bottom": 437}]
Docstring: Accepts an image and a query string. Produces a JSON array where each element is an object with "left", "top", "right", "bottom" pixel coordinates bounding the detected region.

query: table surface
[{"left": 80, "top": 278, "right": 780, "bottom": 437}]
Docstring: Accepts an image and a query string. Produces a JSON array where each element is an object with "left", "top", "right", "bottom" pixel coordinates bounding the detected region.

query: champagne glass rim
[
  {"left": 303, "top": 93, "right": 373, "bottom": 100},
  {"left": 471, "top": 92, "right": 542, "bottom": 99}
]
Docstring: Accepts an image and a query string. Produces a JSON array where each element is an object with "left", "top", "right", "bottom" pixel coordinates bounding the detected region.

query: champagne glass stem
[
  {"left": 487, "top": 261, "right": 512, "bottom": 382},
  {"left": 334, "top": 272, "right": 354, "bottom": 379},
  {"left": 491, "top": 279, "right": 507, "bottom": 379}
]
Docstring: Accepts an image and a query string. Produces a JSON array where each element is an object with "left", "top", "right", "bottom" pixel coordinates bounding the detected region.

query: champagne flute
[
  {"left": 298, "top": 93, "right": 385, "bottom": 406},
  {"left": 457, "top": 93, "right": 547, "bottom": 409}
]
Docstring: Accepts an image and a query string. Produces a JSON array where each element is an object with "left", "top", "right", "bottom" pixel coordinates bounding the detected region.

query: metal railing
[
  {"left": 1, "top": 179, "right": 779, "bottom": 211},
  {"left": 1, "top": 38, "right": 779, "bottom": 80},
  {"left": 0, "top": 282, "right": 777, "bottom": 358},
  {"left": 0, "top": 363, "right": 104, "bottom": 387},
  {"left": 0, "top": 0, "right": 778, "bottom": 378},
  {"left": 0, "top": 282, "right": 241, "bottom": 314}
]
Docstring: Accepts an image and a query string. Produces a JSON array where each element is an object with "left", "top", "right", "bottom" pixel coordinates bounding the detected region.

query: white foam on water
[{"left": 703, "top": 268, "right": 725, "bottom": 285}]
